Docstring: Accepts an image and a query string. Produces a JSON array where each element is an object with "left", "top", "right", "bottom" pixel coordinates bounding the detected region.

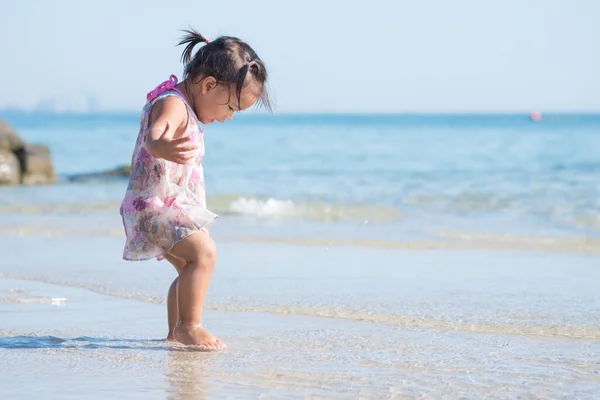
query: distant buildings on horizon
[{"left": 1, "top": 94, "right": 101, "bottom": 114}]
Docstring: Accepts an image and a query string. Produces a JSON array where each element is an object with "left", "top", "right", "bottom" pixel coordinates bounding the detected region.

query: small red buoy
[{"left": 530, "top": 112, "right": 542, "bottom": 122}]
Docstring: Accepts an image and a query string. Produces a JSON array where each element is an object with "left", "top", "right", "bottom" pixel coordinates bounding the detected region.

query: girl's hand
[{"left": 149, "top": 121, "right": 197, "bottom": 164}]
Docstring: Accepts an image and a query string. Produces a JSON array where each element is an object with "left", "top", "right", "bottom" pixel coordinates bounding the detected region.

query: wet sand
[
  {"left": 2, "top": 278, "right": 600, "bottom": 399},
  {"left": 1, "top": 215, "right": 600, "bottom": 398}
]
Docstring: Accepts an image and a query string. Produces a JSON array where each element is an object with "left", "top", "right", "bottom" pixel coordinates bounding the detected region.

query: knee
[{"left": 194, "top": 236, "right": 217, "bottom": 271}]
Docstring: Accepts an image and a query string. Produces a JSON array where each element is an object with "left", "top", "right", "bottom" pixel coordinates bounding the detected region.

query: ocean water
[
  {"left": 1, "top": 111, "right": 599, "bottom": 237},
  {"left": 1, "top": 111, "right": 600, "bottom": 398}
]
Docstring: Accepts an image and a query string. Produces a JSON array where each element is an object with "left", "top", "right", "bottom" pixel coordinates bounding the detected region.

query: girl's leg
[
  {"left": 168, "top": 230, "right": 225, "bottom": 350},
  {"left": 163, "top": 253, "right": 186, "bottom": 341}
]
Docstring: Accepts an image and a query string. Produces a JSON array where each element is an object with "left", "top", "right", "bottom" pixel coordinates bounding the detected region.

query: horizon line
[{"left": 2, "top": 109, "right": 600, "bottom": 117}]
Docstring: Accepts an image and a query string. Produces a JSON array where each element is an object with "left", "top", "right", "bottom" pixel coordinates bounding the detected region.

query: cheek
[
  {"left": 217, "top": 107, "right": 229, "bottom": 118},
  {"left": 199, "top": 104, "right": 219, "bottom": 118}
]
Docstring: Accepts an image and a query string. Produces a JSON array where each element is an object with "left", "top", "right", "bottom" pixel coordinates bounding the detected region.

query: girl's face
[{"left": 193, "top": 77, "right": 260, "bottom": 125}]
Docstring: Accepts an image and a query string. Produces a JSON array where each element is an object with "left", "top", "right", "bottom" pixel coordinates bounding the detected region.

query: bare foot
[{"left": 173, "top": 325, "right": 226, "bottom": 350}]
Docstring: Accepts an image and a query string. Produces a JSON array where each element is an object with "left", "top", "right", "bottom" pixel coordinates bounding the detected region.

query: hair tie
[
  {"left": 248, "top": 61, "right": 256, "bottom": 67},
  {"left": 205, "top": 39, "right": 210, "bottom": 44}
]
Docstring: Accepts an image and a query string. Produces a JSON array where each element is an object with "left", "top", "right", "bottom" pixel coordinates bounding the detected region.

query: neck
[{"left": 177, "top": 80, "right": 198, "bottom": 113}]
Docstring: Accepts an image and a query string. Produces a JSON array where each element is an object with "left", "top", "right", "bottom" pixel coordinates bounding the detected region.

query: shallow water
[
  {"left": 2, "top": 278, "right": 600, "bottom": 399},
  {"left": 2, "top": 219, "right": 600, "bottom": 398},
  {"left": 2, "top": 112, "right": 600, "bottom": 397}
]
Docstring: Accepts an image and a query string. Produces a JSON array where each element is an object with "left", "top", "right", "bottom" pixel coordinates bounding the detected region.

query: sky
[{"left": 0, "top": 0, "right": 598, "bottom": 113}]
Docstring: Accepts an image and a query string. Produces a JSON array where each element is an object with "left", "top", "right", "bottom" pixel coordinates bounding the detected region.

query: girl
[{"left": 119, "top": 28, "right": 272, "bottom": 350}]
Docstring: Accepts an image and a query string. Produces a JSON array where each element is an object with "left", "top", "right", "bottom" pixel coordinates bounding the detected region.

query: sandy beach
[{"left": 1, "top": 214, "right": 600, "bottom": 399}]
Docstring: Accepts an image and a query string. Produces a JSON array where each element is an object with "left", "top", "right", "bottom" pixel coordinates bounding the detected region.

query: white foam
[{"left": 228, "top": 197, "right": 297, "bottom": 217}]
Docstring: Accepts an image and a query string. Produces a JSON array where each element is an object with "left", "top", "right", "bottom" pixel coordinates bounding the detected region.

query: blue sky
[{"left": 1, "top": 0, "right": 598, "bottom": 113}]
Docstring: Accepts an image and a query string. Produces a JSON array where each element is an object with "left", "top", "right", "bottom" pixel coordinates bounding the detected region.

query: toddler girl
[{"left": 120, "top": 28, "right": 272, "bottom": 350}]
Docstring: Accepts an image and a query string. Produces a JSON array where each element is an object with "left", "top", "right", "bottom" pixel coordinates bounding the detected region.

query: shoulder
[{"left": 148, "top": 94, "right": 188, "bottom": 130}]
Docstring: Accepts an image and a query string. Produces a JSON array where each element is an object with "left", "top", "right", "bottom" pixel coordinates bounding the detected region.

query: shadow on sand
[{"left": 0, "top": 335, "right": 197, "bottom": 351}]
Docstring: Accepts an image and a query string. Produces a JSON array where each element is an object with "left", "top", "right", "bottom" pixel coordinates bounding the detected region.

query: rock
[
  {"left": 105, "top": 165, "right": 131, "bottom": 177},
  {"left": 0, "top": 149, "right": 21, "bottom": 185},
  {"left": 0, "top": 119, "right": 25, "bottom": 151},
  {"left": 21, "top": 144, "right": 56, "bottom": 185},
  {"left": 22, "top": 173, "right": 53, "bottom": 185},
  {"left": 67, "top": 165, "right": 131, "bottom": 182},
  {"left": 0, "top": 119, "right": 57, "bottom": 185}
]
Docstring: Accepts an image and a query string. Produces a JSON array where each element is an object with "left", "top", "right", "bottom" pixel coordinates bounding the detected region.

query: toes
[
  {"left": 189, "top": 342, "right": 218, "bottom": 351},
  {"left": 203, "top": 339, "right": 225, "bottom": 350}
]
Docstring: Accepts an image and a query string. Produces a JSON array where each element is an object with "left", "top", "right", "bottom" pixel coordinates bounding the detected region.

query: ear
[{"left": 201, "top": 76, "right": 218, "bottom": 94}]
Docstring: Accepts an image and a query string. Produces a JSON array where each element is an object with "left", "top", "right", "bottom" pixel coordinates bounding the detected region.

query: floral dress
[{"left": 120, "top": 75, "right": 218, "bottom": 261}]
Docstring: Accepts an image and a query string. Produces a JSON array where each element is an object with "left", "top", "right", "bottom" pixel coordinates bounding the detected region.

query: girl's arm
[{"left": 146, "top": 97, "right": 197, "bottom": 164}]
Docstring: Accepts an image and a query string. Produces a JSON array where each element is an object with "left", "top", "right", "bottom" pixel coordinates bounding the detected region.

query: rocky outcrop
[
  {"left": 0, "top": 119, "right": 56, "bottom": 185},
  {"left": 22, "top": 144, "right": 56, "bottom": 184},
  {"left": 67, "top": 165, "right": 131, "bottom": 182},
  {"left": 0, "top": 149, "right": 21, "bottom": 184}
]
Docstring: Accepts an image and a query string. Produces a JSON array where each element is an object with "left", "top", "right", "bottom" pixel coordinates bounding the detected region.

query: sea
[
  {"left": 1, "top": 112, "right": 599, "bottom": 236},
  {"left": 1, "top": 111, "right": 599, "bottom": 399}
]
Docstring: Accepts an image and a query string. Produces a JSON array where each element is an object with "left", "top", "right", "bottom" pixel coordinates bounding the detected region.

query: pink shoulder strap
[{"left": 146, "top": 74, "right": 185, "bottom": 103}]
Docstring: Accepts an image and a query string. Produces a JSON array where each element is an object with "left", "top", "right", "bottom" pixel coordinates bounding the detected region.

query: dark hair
[{"left": 178, "top": 28, "right": 273, "bottom": 112}]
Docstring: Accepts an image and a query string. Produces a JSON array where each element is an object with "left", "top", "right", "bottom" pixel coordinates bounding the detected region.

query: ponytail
[
  {"left": 178, "top": 28, "right": 210, "bottom": 64},
  {"left": 235, "top": 60, "right": 270, "bottom": 111}
]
